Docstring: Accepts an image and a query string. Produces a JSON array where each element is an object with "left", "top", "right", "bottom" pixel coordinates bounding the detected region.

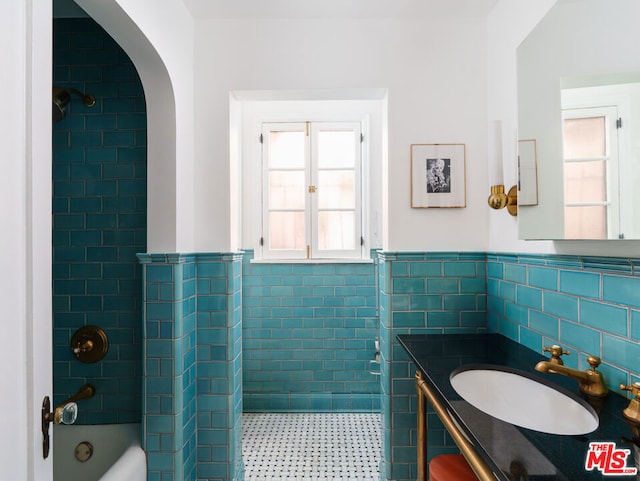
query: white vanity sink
[{"left": 450, "top": 365, "right": 599, "bottom": 435}]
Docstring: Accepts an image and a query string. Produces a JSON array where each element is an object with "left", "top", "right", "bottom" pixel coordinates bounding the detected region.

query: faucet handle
[
  {"left": 586, "top": 355, "right": 602, "bottom": 370},
  {"left": 543, "top": 344, "right": 570, "bottom": 364},
  {"left": 620, "top": 382, "right": 640, "bottom": 399}
]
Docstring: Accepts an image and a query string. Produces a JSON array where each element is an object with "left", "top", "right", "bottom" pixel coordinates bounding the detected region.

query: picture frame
[{"left": 411, "top": 143, "right": 466, "bottom": 208}]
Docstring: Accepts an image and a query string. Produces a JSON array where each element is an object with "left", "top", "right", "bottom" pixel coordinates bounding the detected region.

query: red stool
[{"left": 429, "top": 454, "right": 478, "bottom": 481}]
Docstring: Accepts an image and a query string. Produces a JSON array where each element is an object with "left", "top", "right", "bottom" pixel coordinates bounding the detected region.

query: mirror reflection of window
[{"left": 562, "top": 107, "right": 619, "bottom": 239}]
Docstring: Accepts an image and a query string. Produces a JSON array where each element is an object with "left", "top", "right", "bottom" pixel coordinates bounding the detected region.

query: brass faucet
[
  {"left": 620, "top": 382, "right": 640, "bottom": 438},
  {"left": 535, "top": 354, "right": 608, "bottom": 398}
]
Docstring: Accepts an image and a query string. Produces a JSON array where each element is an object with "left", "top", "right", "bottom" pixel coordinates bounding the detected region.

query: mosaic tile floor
[{"left": 243, "top": 413, "right": 381, "bottom": 481}]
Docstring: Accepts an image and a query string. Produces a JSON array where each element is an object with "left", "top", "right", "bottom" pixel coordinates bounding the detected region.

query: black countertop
[{"left": 397, "top": 333, "right": 638, "bottom": 480}]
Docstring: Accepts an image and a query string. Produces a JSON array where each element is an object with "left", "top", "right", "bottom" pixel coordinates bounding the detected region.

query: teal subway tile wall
[
  {"left": 378, "top": 252, "right": 488, "bottom": 481},
  {"left": 140, "top": 255, "right": 197, "bottom": 481},
  {"left": 196, "top": 254, "right": 244, "bottom": 481},
  {"left": 241, "top": 251, "right": 380, "bottom": 412},
  {"left": 132, "top": 249, "right": 640, "bottom": 481},
  {"left": 52, "top": 17, "right": 146, "bottom": 424},
  {"left": 487, "top": 253, "right": 640, "bottom": 396},
  {"left": 139, "top": 253, "right": 244, "bottom": 481}
]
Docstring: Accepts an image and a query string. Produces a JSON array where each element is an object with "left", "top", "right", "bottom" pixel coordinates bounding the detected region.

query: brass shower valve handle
[
  {"left": 543, "top": 344, "right": 570, "bottom": 365},
  {"left": 73, "top": 339, "right": 94, "bottom": 354},
  {"left": 70, "top": 326, "right": 109, "bottom": 363}
]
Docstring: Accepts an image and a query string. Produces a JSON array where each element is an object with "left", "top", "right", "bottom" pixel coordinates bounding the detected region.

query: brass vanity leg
[
  {"left": 416, "top": 371, "right": 427, "bottom": 481},
  {"left": 415, "top": 371, "right": 496, "bottom": 481}
]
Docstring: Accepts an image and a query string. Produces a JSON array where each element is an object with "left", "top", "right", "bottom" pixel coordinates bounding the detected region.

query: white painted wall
[
  {"left": 76, "top": 0, "right": 195, "bottom": 253},
  {"left": 486, "top": 0, "right": 556, "bottom": 254},
  {"left": 194, "top": 16, "right": 490, "bottom": 251},
  {"left": 55, "top": 0, "right": 640, "bottom": 259},
  {"left": 1, "top": 0, "right": 53, "bottom": 479}
]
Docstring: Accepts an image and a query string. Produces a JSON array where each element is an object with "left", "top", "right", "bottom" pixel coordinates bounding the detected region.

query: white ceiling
[
  {"left": 55, "top": 0, "right": 499, "bottom": 20},
  {"left": 182, "top": 0, "right": 498, "bottom": 19}
]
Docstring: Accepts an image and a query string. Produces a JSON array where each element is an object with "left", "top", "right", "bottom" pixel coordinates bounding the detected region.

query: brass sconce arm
[{"left": 488, "top": 185, "right": 518, "bottom": 216}]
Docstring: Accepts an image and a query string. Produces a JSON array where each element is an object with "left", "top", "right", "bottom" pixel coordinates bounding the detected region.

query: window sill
[{"left": 250, "top": 258, "right": 374, "bottom": 264}]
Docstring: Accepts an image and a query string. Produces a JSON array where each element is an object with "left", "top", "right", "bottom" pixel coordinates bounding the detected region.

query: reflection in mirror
[
  {"left": 517, "top": 0, "right": 640, "bottom": 240},
  {"left": 561, "top": 81, "right": 640, "bottom": 239}
]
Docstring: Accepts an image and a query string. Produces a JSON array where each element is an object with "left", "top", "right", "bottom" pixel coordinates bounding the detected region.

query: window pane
[
  {"left": 564, "top": 160, "right": 606, "bottom": 203},
  {"left": 318, "top": 131, "right": 355, "bottom": 168},
  {"left": 318, "top": 211, "right": 355, "bottom": 250},
  {"left": 269, "top": 212, "right": 305, "bottom": 250},
  {"left": 270, "top": 131, "right": 305, "bottom": 169},
  {"left": 318, "top": 171, "right": 355, "bottom": 209},
  {"left": 565, "top": 206, "right": 607, "bottom": 239},
  {"left": 269, "top": 171, "right": 305, "bottom": 209},
  {"left": 563, "top": 117, "right": 606, "bottom": 159}
]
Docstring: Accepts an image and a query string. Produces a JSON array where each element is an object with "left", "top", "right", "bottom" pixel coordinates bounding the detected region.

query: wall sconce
[{"left": 487, "top": 120, "right": 518, "bottom": 216}]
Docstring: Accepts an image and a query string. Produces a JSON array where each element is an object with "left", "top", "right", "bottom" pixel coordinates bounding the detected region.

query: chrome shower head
[{"left": 52, "top": 86, "right": 96, "bottom": 123}]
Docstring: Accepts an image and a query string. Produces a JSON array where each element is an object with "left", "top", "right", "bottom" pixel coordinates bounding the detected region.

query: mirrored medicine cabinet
[{"left": 517, "top": 0, "right": 640, "bottom": 240}]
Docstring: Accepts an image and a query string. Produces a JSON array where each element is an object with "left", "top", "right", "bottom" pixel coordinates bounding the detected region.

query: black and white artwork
[
  {"left": 411, "top": 144, "right": 466, "bottom": 208},
  {"left": 426, "top": 158, "right": 451, "bottom": 193}
]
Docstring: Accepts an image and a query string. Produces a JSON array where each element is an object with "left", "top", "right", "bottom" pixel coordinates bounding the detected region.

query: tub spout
[
  {"left": 535, "top": 355, "right": 608, "bottom": 398},
  {"left": 53, "top": 384, "right": 96, "bottom": 424}
]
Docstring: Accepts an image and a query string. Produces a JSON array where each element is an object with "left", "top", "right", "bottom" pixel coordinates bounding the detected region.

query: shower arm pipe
[{"left": 65, "top": 88, "right": 96, "bottom": 107}]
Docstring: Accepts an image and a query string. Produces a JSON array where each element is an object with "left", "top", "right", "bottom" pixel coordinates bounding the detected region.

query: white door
[{"left": 0, "top": 1, "right": 53, "bottom": 480}]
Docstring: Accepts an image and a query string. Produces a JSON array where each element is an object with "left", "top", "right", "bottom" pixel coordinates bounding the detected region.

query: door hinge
[
  {"left": 260, "top": 237, "right": 264, "bottom": 246},
  {"left": 260, "top": 133, "right": 264, "bottom": 143},
  {"left": 360, "top": 133, "right": 364, "bottom": 143},
  {"left": 360, "top": 236, "right": 364, "bottom": 246},
  {"left": 617, "top": 118, "right": 623, "bottom": 129},
  {"left": 306, "top": 121, "right": 310, "bottom": 136}
]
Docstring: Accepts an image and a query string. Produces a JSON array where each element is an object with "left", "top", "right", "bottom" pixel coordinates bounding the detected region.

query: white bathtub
[{"left": 53, "top": 423, "right": 146, "bottom": 481}]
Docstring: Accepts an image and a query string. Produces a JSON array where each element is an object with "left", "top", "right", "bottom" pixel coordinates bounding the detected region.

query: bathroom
[{"left": 4, "top": 0, "right": 640, "bottom": 480}]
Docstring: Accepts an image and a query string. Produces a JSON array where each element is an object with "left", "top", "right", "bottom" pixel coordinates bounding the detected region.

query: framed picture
[{"left": 411, "top": 143, "right": 466, "bottom": 208}]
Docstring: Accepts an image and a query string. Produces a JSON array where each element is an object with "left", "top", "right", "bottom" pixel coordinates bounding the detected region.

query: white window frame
[
  {"left": 259, "top": 120, "right": 365, "bottom": 261},
  {"left": 562, "top": 106, "right": 620, "bottom": 239}
]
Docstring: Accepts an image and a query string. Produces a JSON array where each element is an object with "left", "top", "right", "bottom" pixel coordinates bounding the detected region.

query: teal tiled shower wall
[
  {"left": 487, "top": 253, "right": 640, "bottom": 395},
  {"left": 378, "top": 252, "right": 487, "bottom": 481},
  {"left": 52, "top": 18, "right": 146, "bottom": 423},
  {"left": 242, "top": 251, "right": 380, "bottom": 411}
]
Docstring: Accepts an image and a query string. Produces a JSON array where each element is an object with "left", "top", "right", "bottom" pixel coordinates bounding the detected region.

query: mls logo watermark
[{"left": 585, "top": 442, "right": 638, "bottom": 476}]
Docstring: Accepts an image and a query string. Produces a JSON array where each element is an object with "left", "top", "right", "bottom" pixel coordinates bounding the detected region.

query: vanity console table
[{"left": 397, "top": 333, "right": 635, "bottom": 481}]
